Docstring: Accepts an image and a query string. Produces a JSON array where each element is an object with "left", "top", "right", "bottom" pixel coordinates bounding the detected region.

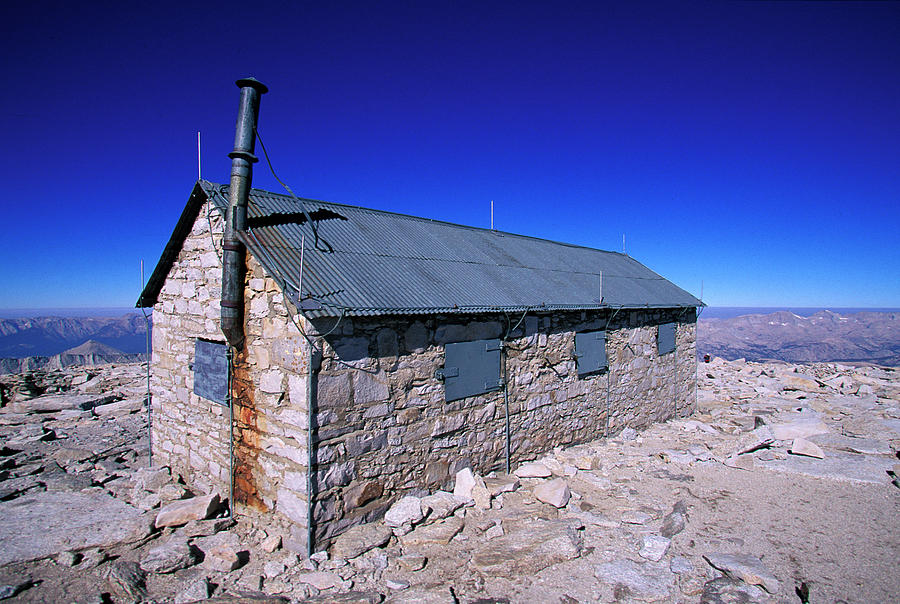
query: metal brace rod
[{"left": 226, "top": 347, "right": 235, "bottom": 519}]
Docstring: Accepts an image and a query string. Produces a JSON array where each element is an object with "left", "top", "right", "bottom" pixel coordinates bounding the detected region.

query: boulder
[
  {"left": 780, "top": 373, "right": 820, "bottom": 392},
  {"left": 194, "top": 531, "right": 247, "bottom": 573},
  {"left": 483, "top": 476, "right": 520, "bottom": 496},
  {"left": 140, "top": 538, "right": 198, "bottom": 574},
  {"left": 105, "top": 560, "right": 147, "bottom": 602},
  {"left": 452, "top": 467, "right": 484, "bottom": 500},
  {"left": 179, "top": 517, "right": 235, "bottom": 538},
  {"left": 619, "top": 427, "right": 638, "bottom": 441},
  {"left": 396, "top": 554, "right": 427, "bottom": 571},
  {"left": 639, "top": 535, "right": 671, "bottom": 562},
  {"left": 155, "top": 493, "right": 221, "bottom": 528},
  {"left": 174, "top": 576, "right": 213, "bottom": 603},
  {"left": 202, "top": 542, "right": 245, "bottom": 572},
  {"left": 513, "top": 462, "right": 552, "bottom": 478},
  {"left": 264, "top": 560, "right": 286, "bottom": 579},
  {"left": 132, "top": 466, "right": 172, "bottom": 493},
  {"left": 385, "top": 578, "right": 410, "bottom": 590},
  {"left": 533, "top": 478, "right": 571, "bottom": 508},
  {"left": 7, "top": 393, "right": 115, "bottom": 414},
  {"left": 621, "top": 510, "right": 652, "bottom": 525},
  {"left": 384, "top": 496, "right": 424, "bottom": 528},
  {"left": 420, "top": 491, "right": 467, "bottom": 521},
  {"left": 330, "top": 523, "right": 392, "bottom": 560},
  {"left": 471, "top": 483, "right": 492, "bottom": 509},
  {"left": 660, "top": 500, "right": 688, "bottom": 538},
  {"left": 261, "top": 534, "right": 282, "bottom": 553}
]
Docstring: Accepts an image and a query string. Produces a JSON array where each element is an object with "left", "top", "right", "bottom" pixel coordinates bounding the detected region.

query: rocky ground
[{"left": 0, "top": 359, "right": 898, "bottom": 603}]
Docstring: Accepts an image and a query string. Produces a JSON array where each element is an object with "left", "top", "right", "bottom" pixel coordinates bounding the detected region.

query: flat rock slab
[
  {"left": 0, "top": 491, "right": 147, "bottom": 566},
  {"left": 383, "top": 586, "right": 456, "bottom": 604},
  {"left": 469, "top": 518, "right": 582, "bottom": 575},
  {"left": 93, "top": 398, "right": 143, "bottom": 416},
  {"left": 484, "top": 475, "right": 520, "bottom": 496},
  {"left": 205, "top": 594, "right": 289, "bottom": 603},
  {"left": 789, "top": 438, "right": 825, "bottom": 459},
  {"left": 769, "top": 418, "right": 829, "bottom": 441},
  {"left": 809, "top": 433, "right": 893, "bottom": 456},
  {"left": 513, "top": 462, "right": 552, "bottom": 478},
  {"left": 594, "top": 559, "right": 674, "bottom": 602},
  {"left": 305, "top": 592, "right": 383, "bottom": 603},
  {"left": 295, "top": 571, "right": 349, "bottom": 590},
  {"left": 140, "top": 538, "right": 198, "bottom": 574},
  {"left": 879, "top": 418, "right": 900, "bottom": 435},
  {"left": 399, "top": 516, "right": 464, "bottom": 547},
  {"left": 758, "top": 451, "right": 895, "bottom": 485},
  {"left": 330, "top": 522, "right": 392, "bottom": 560},
  {"left": 420, "top": 491, "right": 467, "bottom": 521},
  {"left": 7, "top": 393, "right": 116, "bottom": 414},
  {"left": 703, "top": 553, "right": 780, "bottom": 594}
]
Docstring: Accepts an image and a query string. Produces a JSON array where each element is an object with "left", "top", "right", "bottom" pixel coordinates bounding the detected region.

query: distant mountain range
[
  {"left": 0, "top": 314, "right": 149, "bottom": 358},
  {"left": 0, "top": 314, "right": 150, "bottom": 373},
  {"left": 1, "top": 309, "right": 898, "bottom": 372},
  {"left": 698, "top": 310, "right": 900, "bottom": 365},
  {"left": 0, "top": 339, "right": 147, "bottom": 374}
]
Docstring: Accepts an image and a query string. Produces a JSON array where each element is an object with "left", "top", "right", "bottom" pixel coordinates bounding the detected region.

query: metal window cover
[
  {"left": 575, "top": 330, "right": 608, "bottom": 376},
  {"left": 193, "top": 339, "right": 229, "bottom": 405},
  {"left": 440, "top": 339, "right": 502, "bottom": 402},
  {"left": 657, "top": 323, "right": 676, "bottom": 355},
  {"left": 137, "top": 181, "right": 705, "bottom": 315}
]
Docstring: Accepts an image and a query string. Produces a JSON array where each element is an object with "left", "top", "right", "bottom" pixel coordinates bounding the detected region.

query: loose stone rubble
[{"left": 0, "top": 357, "right": 898, "bottom": 602}]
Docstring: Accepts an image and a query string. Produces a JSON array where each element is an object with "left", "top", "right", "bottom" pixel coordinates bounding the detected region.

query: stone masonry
[{"left": 149, "top": 198, "right": 698, "bottom": 552}]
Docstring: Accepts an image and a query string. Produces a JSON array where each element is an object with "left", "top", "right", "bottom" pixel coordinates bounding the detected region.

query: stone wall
[
  {"left": 149, "top": 199, "right": 697, "bottom": 554},
  {"left": 150, "top": 202, "right": 231, "bottom": 495},
  {"left": 149, "top": 201, "right": 314, "bottom": 534},
  {"left": 307, "top": 307, "right": 697, "bottom": 545}
]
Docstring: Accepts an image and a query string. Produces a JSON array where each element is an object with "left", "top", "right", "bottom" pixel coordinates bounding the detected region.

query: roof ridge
[{"left": 201, "top": 180, "right": 628, "bottom": 257}]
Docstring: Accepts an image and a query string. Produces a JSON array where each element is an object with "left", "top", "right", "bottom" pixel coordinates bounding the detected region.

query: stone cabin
[{"left": 138, "top": 179, "right": 702, "bottom": 553}]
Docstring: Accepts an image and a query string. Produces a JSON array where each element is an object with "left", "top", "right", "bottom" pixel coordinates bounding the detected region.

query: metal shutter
[{"left": 437, "top": 339, "right": 502, "bottom": 402}]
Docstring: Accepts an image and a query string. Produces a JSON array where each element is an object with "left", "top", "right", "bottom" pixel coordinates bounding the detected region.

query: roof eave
[{"left": 136, "top": 181, "right": 210, "bottom": 307}]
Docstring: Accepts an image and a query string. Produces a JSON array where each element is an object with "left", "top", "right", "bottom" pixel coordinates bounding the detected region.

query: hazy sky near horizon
[{"left": 2, "top": 1, "right": 898, "bottom": 309}]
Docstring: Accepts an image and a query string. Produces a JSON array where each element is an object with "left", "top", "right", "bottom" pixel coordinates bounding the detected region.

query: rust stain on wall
[{"left": 231, "top": 345, "right": 266, "bottom": 511}]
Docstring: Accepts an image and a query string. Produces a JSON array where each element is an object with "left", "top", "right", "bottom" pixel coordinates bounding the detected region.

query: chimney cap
[{"left": 235, "top": 77, "right": 268, "bottom": 94}]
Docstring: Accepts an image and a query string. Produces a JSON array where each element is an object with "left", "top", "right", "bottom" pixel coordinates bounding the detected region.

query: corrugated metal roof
[{"left": 191, "top": 180, "right": 702, "bottom": 317}]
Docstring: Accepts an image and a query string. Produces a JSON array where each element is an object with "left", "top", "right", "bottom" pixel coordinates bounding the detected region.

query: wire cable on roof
[
  {"left": 254, "top": 126, "right": 333, "bottom": 253},
  {"left": 243, "top": 226, "right": 376, "bottom": 374},
  {"left": 204, "top": 187, "right": 227, "bottom": 263}
]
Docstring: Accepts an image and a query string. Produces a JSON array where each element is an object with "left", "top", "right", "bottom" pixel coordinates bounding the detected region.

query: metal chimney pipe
[{"left": 221, "top": 77, "right": 268, "bottom": 348}]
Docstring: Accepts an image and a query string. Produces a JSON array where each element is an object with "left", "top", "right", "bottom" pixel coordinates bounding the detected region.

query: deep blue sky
[{"left": 2, "top": 1, "right": 898, "bottom": 309}]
